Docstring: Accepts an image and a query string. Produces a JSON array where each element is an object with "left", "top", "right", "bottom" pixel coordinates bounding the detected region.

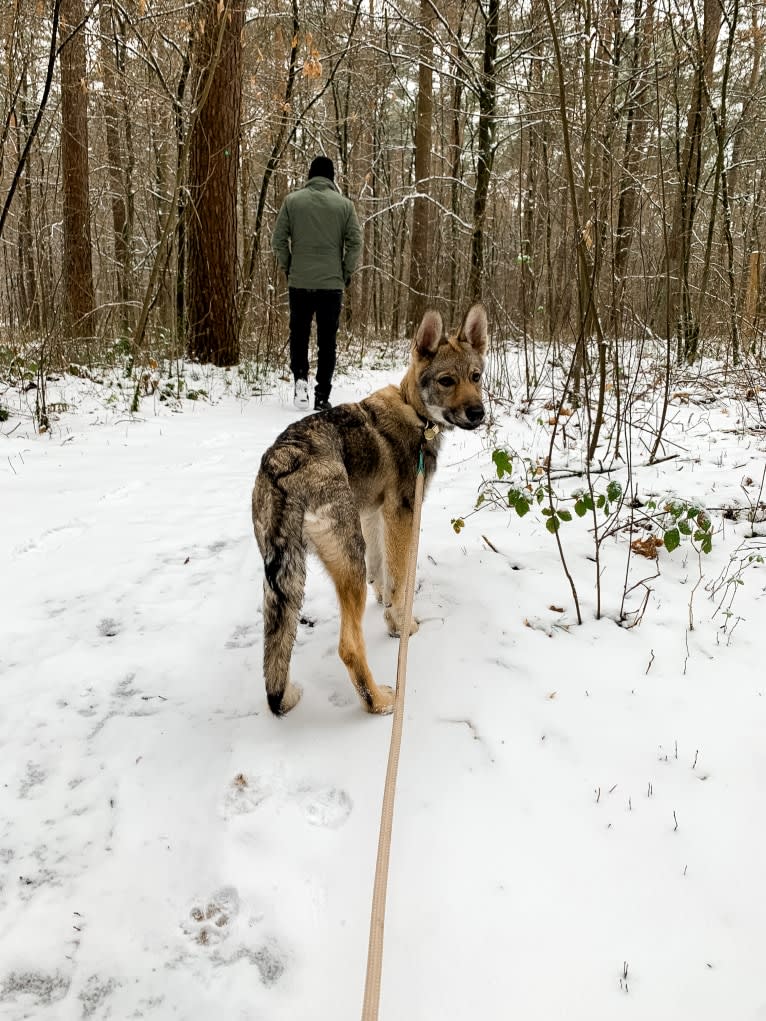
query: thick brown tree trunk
[
  {"left": 59, "top": 0, "right": 95, "bottom": 343},
  {"left": 186, "top": 0, "right": 244, "bottom": 366},
  {"left": 99, "top": 0, "right": 131, "bottom": 335}
]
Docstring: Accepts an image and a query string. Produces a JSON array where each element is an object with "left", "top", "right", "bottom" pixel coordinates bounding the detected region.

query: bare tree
[
  {"left": 468, "top": 0, "right": 499, "bottom": 303},
  {"left": 405, "top": 0, "right": 434, "bottom": 331},
  {"left": 98, "top": 0, "right": 132, "bottom": 336},
  {"left": 186, "top": 0, "right": 245, "bottom": 366},
  {"left": 59, "top": 0, "right": 95, "bottom": 344},
  {"left": 658, "top": 0, "right": 722, "bottom": 360}
]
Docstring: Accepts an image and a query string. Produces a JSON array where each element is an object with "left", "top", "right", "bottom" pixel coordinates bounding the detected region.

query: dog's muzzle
[{"left": 462, "top": 403, "right": 485, "bottom": 428}]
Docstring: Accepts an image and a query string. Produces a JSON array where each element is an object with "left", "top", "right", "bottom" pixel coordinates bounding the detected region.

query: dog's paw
[
  {"left": 369, "top": 685, "right": 396, "bottom": 715},
  {"left": 384, "top": 607, "right": 419, "bottom": 637},
  {"left": 280, "top": 682, "right": 303, "bottom": 713}
]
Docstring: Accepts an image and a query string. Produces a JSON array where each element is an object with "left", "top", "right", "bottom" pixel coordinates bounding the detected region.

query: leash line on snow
[{"left": 361, "top": 440, "right": 430, "bottom": 1021}]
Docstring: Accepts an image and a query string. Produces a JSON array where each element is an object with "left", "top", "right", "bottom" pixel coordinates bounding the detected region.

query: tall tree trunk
[
  {"left": 658, "top": 0, "right": 722, "bottom": 358},
  {"left": 468, "top": 0, "right": 499, "bottom": 304},
  {"left": 99, "top": 0, "right": 131, "bottom": 335},
  {"left": 238, "top": 0, "right": 299, "bottom": 330},
  {"left": 18, "top": 71, "right": 40, "bottom": 331},
  {"left": 59, "top": 0, "right": 95, "bottom": 344},
  {"left": 187, "top": 0, "right": 244, "bottom": 366},
  {"left": 405, "top": 0, "right": 434, "bottom": 332},
  {"left": 448, "top": 16, "right": 466, "bottom": 312},
  {"left": 611, "top": 0, "right": 655, "bottom": 330},
  {"left": 174, "top": 40, "right": 192, "bottom": 347}
]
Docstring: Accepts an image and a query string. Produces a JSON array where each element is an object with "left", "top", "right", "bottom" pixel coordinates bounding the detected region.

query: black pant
[{"left": 288, "top": 287, "right": 343, "bottom": 400}]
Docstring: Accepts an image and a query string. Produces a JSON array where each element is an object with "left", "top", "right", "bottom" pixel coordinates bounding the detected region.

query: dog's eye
[
  {"left": 471, "top": 372, "right": 482, "bottom": 383},
  {"left": 438, "top": 376, "right": 456, "bottom": 387}
]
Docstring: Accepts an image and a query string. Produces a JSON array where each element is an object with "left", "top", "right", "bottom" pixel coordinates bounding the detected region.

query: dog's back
[{"left": 252, "top": 305, "right": 487, "bottom": 717}]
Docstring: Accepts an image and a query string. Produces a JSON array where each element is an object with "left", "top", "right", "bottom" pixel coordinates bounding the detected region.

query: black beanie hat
[{"left": 308, "top": 156, "right": 335, "bottom": 181}]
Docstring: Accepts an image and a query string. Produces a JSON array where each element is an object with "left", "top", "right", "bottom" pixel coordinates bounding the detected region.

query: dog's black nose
[{"left": 466, "top": 403, "right": 485, "bottom": 424}]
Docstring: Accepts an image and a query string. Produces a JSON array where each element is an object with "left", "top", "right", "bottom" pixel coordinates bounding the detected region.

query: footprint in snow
[
  {"left": 222, "top": 773, "right": 272, "bottom": 817},
  {"left": 78, "top": 975, "right": 118, "bottom": 1018},
  {"left": 222, "top": 774, "right": 352, "bottom": 828},
  {"left": 183, "top": 886, "right": 239, "bottom": 947},
  {"left": 296, "top": 786, "right": 353, "bottom": 828},
  {"left": 98, "top": 617, "right": 120, "bottom": 638},
  {"left": 0, "top": 970, "right": 71, "bottom": 1008},
  {"left": 183, "top": 882, "right": 287, "bottom": 986}
]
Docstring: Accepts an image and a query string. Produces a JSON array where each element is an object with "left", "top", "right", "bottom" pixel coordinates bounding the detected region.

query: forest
[
  {"left": 3, "top": 5, "right": 766, "bottom": 1015},
  {"left": 1, "top": 0, "right": 765, "bottom": 390}
]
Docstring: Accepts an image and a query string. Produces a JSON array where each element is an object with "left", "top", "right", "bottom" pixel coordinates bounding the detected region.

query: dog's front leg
[
  {"left": 382, "top": 504, "right": 419, "bottom": 638},
  {"left": 361, "top": 510, "right": 385, "bottom": 604}
]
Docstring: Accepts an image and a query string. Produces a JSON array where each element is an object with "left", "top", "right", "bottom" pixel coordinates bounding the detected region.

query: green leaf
[
  {"left": 515, "top": 497, "right": 531, "bottom": 518},
  {"left": 508, "top": 490, "right": 532, "bottom": 518},
  {"left": 701, "top": 535, "right": 713, "bottom": 555},
  {"left": 536, "top": 487, "right": 546, "bottom": 504},
  {"left": 687, "top": 506, "right": 701, "bottom": 519},
  {"left": 596, "top": 494, "right": 606, "bottom": 509},
  {"left": 492, "top": 449, "right": 513, "bottom": 479},
  {"left": 606, "top": 481, "right": 623, "bottom": 503},
  {"left": 574, "top": 499, "right": 587, "bottom": 518},
  {"left": 475, "top": 493, "right": 486, "bottom": 508},
  {"left": 664, "top": 527, "right": 681, "bottom": 553},
  {"left": 678, "top": 520, "right": 692, "bottom": 535},
  {"left": 603, "top": 502, "right": 611, "bottom": 516},
  {"left": 541, "top": 506, "right": 553, "bottom": 517},
  {"left": 546, "top": 516, "right": 560, "bottom": 534},
  {"left": 558, "top": 509, "right": 573, "bottom": 522},
  {"left": 451, "top": 518, "right": 465, "bottom": 534},
  {"left": 582, "top": 493, "right": 594, "bottom": 512}
]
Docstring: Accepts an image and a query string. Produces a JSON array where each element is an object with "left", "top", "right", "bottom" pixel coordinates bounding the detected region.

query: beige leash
[{"left": 361, "top": 435, "right": 433, "bottom": 1021}]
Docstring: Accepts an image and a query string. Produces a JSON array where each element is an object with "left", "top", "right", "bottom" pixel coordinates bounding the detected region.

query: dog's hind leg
[{"left": 305, "top": 501, "right": 395, "bottom": 715}]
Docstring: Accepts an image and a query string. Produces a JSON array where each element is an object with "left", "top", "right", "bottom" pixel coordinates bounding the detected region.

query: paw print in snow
[
  {"left": 184, "top": 887, "right": 239, "bottom": 947},
  {"left": 222, "top": 773, "right": 272, "bottom": 818},
  {"left": 297, "top": 786, "right": 352, "bottom": 828}
]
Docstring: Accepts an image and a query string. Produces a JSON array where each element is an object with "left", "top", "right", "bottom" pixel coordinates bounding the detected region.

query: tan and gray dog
[{"left": 252, "top": 304, "right": 487, "bottom": 716}]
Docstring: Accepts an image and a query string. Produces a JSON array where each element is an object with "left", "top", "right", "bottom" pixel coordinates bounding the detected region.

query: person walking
[{"left": 271, "top": 156, "right": 362, "bottom": 411}]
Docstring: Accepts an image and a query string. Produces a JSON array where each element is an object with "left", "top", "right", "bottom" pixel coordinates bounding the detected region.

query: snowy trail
[{"left": 1, "top": 369, "right": 765, "bottom": 1019}]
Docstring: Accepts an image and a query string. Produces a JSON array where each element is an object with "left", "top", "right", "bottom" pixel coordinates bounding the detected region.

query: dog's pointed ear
[
  {"left": 459, "top": 304, "right": 488, "bottom": 356},
  {"left": 414, "top": 310, "right": 443, "bottom": 356}
]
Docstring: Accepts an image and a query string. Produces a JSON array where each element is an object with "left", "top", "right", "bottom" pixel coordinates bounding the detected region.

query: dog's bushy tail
[{"left": 254, "top": 482, "right": 307, "bottom": 716}]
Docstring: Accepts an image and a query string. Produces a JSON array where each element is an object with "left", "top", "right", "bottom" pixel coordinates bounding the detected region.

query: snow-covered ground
[{"left": 1, "top": 353, "right": 765, "bottom": 1020}]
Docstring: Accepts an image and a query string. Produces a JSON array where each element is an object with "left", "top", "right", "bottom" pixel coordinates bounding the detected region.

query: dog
[{"left": 252, "top": 304, "right": 487, "bottom": 716}]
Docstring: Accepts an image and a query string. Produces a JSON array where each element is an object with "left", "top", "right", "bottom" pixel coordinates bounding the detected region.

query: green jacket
[{"left": 271, "top": 176, "right": 362, "bottom": 290}]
